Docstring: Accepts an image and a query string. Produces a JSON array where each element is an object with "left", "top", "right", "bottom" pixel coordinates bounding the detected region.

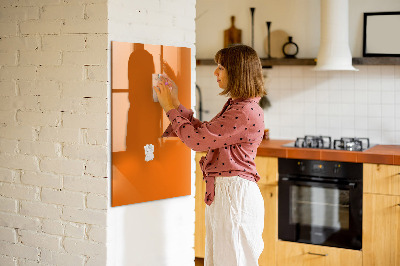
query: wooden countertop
[{"left": 256, "top": 139, "right": 400, "bottom": 165}]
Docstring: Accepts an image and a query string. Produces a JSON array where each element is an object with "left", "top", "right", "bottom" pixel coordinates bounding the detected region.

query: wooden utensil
[{"left": 224, "top": 16, "right": 242, "bottom": 48}]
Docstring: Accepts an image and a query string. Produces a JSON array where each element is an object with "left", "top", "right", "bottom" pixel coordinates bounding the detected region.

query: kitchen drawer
[
  {"left": 255, "top": 156, "right": 278, "bottom": 186},
  {"left": 364, "top": 164, "right": 400, "bottom": 196},
  {"left": 276, "top": 240, "right": 362, "bottom": 266}
]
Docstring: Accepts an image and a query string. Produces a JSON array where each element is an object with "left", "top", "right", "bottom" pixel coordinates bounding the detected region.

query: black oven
[{"left": 278, "top": 158, "right": 363, "bottom": 250}]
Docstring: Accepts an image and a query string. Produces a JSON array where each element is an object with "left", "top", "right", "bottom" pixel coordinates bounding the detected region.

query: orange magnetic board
[{"left": 111, "top": 41, "right": 191, "bottom": 207}]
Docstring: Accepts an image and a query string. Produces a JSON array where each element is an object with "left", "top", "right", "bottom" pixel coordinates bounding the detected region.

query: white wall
[
  {"left": 196, "top": 0, "right": 400, "bottom": 58},
  {"left": 196, "top": 0, "right": 400, "bottom": 145},
  {"left": 107, "top": 1, "right": 197, "bottom": 266},
  {"left": 0, "top": 0, "right": 108, "bottom": 265}
]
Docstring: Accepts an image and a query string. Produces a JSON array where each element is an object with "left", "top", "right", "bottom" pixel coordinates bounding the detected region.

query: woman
[{"left": 153, "top": 44, "right": 267, "bottom": 266}]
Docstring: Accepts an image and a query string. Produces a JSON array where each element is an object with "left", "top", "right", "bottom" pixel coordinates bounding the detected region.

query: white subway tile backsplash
[
  {"left": 382, "top": 90, "right": 395, "bottom": 104},
  {"left": 396, "top": 105, "right": 400, "bottom": 117},
  {"left": 355, "top": 89, "right": 368, "bottom": 104},
  {"left": 316, "top": 103, "right": 329, "bottom": 115},
  {"left": 329, "top": 116, "right": 342, "bottom": 129},
  {"left": 303, "top": 67, "right": 316, "bottom": 78},
  {"left": 279, "top": 77, "right": 291, "bottom": 89},
  {"left": 280, "top": 114, "right": 292, "bottom": 127},
  {"left": 368, "top": 117, "right": 382, "bottom": 131},
  {"left": 368, "top": 130, "right": 382, "bottom": 143},
  {"left": 304, "top": 89, "right": 316, "bottom": 103},
  {"left": 316, "top": 115, "right": 330, "bottom": 128},
  {"left": 304, "top": 102, "right": 316, "bottom": 115},
  {"left": 382, "top": 131, "right": 396, "bottom": 144},
  {"left": 341, "top": 89, "right": 355, "bottom": 104},
  {"left": 382, "top": 105, "right": 395, "bottom": 118},
  {"left": 367, "top": 104, "right": 382, "bottom": 118},
  {"left": 381, "top": 66, "right": 395, "bottom": 77},
  {"left": 355, "top": 116, "right": 368, "bottom": 130},
  {"left": 354, "top": 73, "right": 367, "bottom": 91},
  {"left": 277, "top": 66, "right": 291, "bottom": 77},
  {"left": 328, "top": 103, "right": 341, "bottom": 116},
  {"left": 291, "top": 67, "right": 303, "bottom": 78},
  {"left": 328, "top": 88, "right": 341, "bottom": 103},
  {"left": 342, "top": 128, "right": 355, "bottom": 137},
  {"left": 341, "top": 117, "right": 355, "bottom": 129},
  {"left": 367, "top": 91, "right": 381, "bottom": 104},
  {"left": 316, "top": 89, "right": 329, "bottom": 103},
  {"left": 197, "top": 65, "right": 400, "bottom": 144},
  {"left": 355, "top": 104, "right": 368, "bottom": 117},
  {"left": 315, "top": 77, "right": 329, "bottom": 90},
  {"left": 382, "top": 117, "right": 396, "bottom": 131},
  {"left": 395, "top": 78, "right": 400, "bottom": 91},
  {"left": 382, "top": 78, "right": 395, "bottom": 91},
  {"left": 395, "top": 66, "right": 400, "bottom": 78},
  {"left": 328, "top": 74, "right": 341, "bottom": 89},
  {"left": 291, "top": 77, "right": 304, "bottom": 90},
  {"left": 367, "top": 77, "right": 381, "bottom": 91}
]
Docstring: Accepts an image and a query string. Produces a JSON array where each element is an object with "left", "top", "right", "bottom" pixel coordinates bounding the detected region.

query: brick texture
[{"left": 0, "top": 1, "right": 108, "bottom": 264}]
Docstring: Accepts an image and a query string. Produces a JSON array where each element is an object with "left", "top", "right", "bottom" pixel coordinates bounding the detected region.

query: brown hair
[{"left": 214, "top": 44, "right": 267, "bottom": 99}]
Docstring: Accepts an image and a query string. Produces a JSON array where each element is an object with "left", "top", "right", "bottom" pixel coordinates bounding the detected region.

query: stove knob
[
  {"left": 298, "top": 161, "right": 305, "bottom": 171},
  {"left": 334, "top": 164, "right": 341, "bottom": 174}
]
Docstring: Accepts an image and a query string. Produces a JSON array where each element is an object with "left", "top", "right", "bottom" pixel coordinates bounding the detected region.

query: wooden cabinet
[
  {"left": 195, "top": 152, "right": 207, "bottom": 258},
  {"left": 255, "top": 156, "right": 278, "bottom": 186},
  {"left": 364, "top": 163, "right": 400, "bottom": 196},
  {"left": 195, "top": 158, "right": 400, "bottom": 265},
  {"left": 363, "top": 193, "right": 400, "bottom": 266},
  {"left": 194, "top": 154, "right": 279, "bottom": 263},
  {"left": 259, "top": 184, "right": 278, "bottom": 266},
  {"left": 363, "top": 163, "right": 400, "bottom": 266},
  {"left": 276, "top": 241, "right": 362, "bottom": 266}
]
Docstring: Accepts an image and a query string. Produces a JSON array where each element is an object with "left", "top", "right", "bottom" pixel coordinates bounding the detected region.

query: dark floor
[{"left": 195, "top": 257, "right": 204, "bottom": 266}]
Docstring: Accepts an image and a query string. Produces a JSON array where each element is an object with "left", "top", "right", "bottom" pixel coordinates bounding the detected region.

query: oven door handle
[{"left": 280, "top": 177, "right": 356, "bottom": 189}]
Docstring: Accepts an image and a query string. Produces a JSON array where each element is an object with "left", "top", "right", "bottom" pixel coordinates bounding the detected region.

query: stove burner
[
  {"left": 286, "top": 136, "right": 372, "bottom": 151},
  {"left": 333, "top": 137, "right": 370, "bottom": 151},
  {"left": 295, "top": 135, "right": 332, "bottom": 149}
]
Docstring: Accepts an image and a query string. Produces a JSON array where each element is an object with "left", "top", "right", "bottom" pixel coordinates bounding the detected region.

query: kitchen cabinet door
[
  {"left": 195, "top": 152, "right": 207, "bottom": 258},
  {"left": 363, "top": 193, "right": 400, "bottom": 266},
  {"left": 364, "top": 164, "right": 400, "bottom": 196},
  {"left": 276, "top": 241, "right": 362, "bottom": 266},
  {"left": 259, "top": 184, "right": 278, "bottom": 266},
  {"left": 255, "top": 156, "right": 278, "bottom": 186}
]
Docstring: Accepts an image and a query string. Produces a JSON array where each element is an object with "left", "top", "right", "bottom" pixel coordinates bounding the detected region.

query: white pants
[{"left": 205, "top": 176, "right": 265, "bottom": 266}]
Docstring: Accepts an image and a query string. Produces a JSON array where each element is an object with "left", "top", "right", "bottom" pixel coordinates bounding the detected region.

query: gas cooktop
[{"left": 282, "top": 135, "right": 375, "bottom": 151}]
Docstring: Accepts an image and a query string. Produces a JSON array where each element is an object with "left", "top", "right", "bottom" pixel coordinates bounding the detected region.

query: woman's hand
[
  {"left": 164, "top": 76, "right": 180, "bottom": 108},
  {"left": 153, "top": 76, "right": 176, "bottom": 113}
]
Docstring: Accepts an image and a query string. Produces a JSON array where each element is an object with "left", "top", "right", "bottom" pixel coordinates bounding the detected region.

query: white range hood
[{"left": 314, "top": 0, "right": 358, "bottom": 71}]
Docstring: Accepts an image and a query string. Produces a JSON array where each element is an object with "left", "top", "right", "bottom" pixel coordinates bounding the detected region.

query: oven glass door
[{"left": 278, "top": 177, "right": 362, "bottom": 250}]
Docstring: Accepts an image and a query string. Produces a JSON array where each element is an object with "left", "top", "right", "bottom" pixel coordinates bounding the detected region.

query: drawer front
[
  {"left": 364, "top": 164, "right": 400, "bottom": 196},
  {"left": 277, "top": 241, "right": 362, "bottom": 266}
]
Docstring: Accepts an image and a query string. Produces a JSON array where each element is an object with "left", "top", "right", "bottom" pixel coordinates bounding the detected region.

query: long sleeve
[
  {"left": 161, "top": 104, "right": 203, "bottom": 137},
  {"left": 165, "top": 105, "right": 249, "bottom": 152}
]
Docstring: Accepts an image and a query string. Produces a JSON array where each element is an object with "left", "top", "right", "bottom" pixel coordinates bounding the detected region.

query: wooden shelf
[
  {"left": 352, "top": 57, "right": 400, "bottom": 65},
  {"left": 196, "top": 57, "right": 400, "bottom": 67}
]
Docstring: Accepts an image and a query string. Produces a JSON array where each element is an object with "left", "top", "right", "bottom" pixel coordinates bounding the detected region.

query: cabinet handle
[{"left": 307, "top": 252, "right": 328, "bottom": 256}]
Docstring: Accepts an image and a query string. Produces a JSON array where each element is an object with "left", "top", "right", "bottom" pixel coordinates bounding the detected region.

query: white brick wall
[{"left": 0, "top": 0, "right": 108, "bottom": 265}]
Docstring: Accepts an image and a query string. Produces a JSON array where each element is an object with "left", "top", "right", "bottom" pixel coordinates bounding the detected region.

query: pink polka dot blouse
[{"left": 162, "top": 97, "right": 265, "bottom": 205}]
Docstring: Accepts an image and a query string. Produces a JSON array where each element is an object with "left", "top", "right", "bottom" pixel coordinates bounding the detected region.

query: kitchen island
[{"left": 195, "top": 139, "right": 400, "bottom": 266}]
